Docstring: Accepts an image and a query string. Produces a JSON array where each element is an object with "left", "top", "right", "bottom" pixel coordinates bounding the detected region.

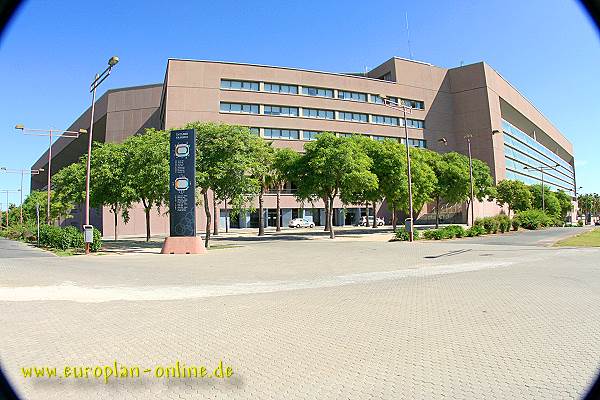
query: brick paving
[{"left": 0, "top": 229, "right": 599, "bottom": 399}]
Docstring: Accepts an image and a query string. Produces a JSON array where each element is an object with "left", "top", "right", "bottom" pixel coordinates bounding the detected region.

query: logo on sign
[
  {"left": 174, "top": 177, "right": 190, "bottom": 192},
  {"left": 175, "top": 144, "right": 190, "bottom": 158}
]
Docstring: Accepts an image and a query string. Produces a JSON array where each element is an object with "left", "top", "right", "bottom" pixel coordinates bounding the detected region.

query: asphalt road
[{"left": 0, "top": 238, "right": 54, "bottom": 259}]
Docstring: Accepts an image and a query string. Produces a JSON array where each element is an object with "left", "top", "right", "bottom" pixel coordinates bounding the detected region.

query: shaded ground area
[{"left": 0, "top": 238, "right": 54, "bottom": 259}]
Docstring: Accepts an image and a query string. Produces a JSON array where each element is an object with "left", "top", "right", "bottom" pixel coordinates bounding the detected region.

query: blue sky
[{"left": 0, "top": 0, "right": 598, "bottom": 206}]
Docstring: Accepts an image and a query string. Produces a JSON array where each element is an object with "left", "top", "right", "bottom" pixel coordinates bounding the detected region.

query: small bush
[
  {"left": 37, "top": 225, "right": 102, "bottom": 252},
  {"left": 440, "top": 225, "right": 466, "bottom": 239},
  {"left": 393, "top": 227, "right": 420, "bottom": 241},
  {"left": 477, "top": 217, "right": 499, "bottom": 234},
  {"left": 465, "top": 226, "right": 482, "bottom": 237},
  {"left": 511, "top": 218, "right": 520, "bottom": 231},
  {"left": 577, "top": 220, "right": 584, "bottom": 227},
  {"left": 515, "top": 209, "right": 552, "bottom": 230},
  {"left": 496, "top": 215, "right": 511, "bottom": 233}
]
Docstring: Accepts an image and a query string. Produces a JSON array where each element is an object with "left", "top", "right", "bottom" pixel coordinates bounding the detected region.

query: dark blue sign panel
[{"left": 169, "top": 129, "right": 196, "bottom": 236}]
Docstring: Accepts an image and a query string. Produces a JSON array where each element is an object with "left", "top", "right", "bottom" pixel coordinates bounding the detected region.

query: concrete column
[{"left": 282, "top": 209, "right": 292, "bottom": 227}]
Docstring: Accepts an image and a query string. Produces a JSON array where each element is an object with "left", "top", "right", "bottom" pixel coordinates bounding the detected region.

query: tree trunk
[
  {"left": 144, "top": 207, "right": 151, "bottom": 242},
  {"left": 213, "top": 195, "right": 219, "bottom": 236},
  {"left": 258, "top": 188, "right": 265, "bottom": 236},
  {"left": 203, "top": 190, "right": 211, "bottom": 248},
  {"left": 224, "top": 199, "right": 229, "bottom": 233},
  {"left": 392, "top": 206, "right": 397, "bottom": 231},
  {"left": 365, "top": 201, "right": 369, "bottom": 227},
  {"left": 435, "top": 195, "right": 440, "bottom": 229},
  {"left": 328, "top": 197, "right": 335, "bottom": 239},
  {"left": 323, "top": 196, "right": 330, "bottom": 232},
  {"left": 113, "top": 206, "right": 118, "bottom": 241},
  {"left": 372, "top": 202, "right": 377, "bottom": 228},
  {"left": 276, "top": 188, "right": 281, "bottom": 232}
]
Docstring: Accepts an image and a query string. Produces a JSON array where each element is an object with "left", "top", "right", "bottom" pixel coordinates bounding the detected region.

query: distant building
[{"left": 31, "top": 57, "right": 577, "bottom": 236}]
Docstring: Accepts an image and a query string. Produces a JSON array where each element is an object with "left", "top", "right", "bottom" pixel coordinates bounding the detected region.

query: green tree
[
  {"left": 471, "top": 159, "right": 496, "bottom": 204},
  {"left": 49, "top": 163, "right": 86, "bottom": 224},
  {"left": 495, "top": 180, "right": 532, "bottom": 217},
  {"left": 346, "top": 135, "right": 382, "bottom": 228},
  {"left": 529, "top": 184, "right": 560, "bottom": 218},
  {"left": 425, "top": 151, "right": 470, "bottom": 228},
  {"left": 249, "top": 140, "right": 275, "bottom": 236},
  {"left": 186, "top": 122, "right": 260, "bottom": 248},
  {"left": 271, "top": 148, "right": 301, "bottom": 232},
  {"left": 555, "top": 190, "right": 573, "bottom": 221},
  {"left": 295, "top": 132, "right": 376, "bottom": 239},
  {"left": 89, "top": 142, "right": 134, "bottom": 240},
  {"left": 123, "top": 128, "right": 170, "bottom": 242}
]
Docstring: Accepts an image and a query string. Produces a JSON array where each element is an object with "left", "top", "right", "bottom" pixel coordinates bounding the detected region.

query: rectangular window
[
  {"left": 401, "top": 99, "right": 425, "bottom": 110},
  {"left": 338, "top": 133, "right": 352, "bottom": 138},
  {"left": 220, "top": 102, "right": 259, "bottom": 114},
  {"left": 264, "top": 83, "right": 299, "bottom": 94},
  {"left": 302, "top": 86, "right": 334, "bottom": 98},
  {"left": 263, "top": 105, "right": 299, "bottom": 117},
  {"left": 338, "top": 111, "right": 368, "bottom": 123},
  {"left": 220, "top": 79, "right": 259, "bottom": 91},
  {"left": 302, "top": 130, "right": 320, "bottom": 141},
  {"left": 404, "top": 118, "right": 424, "bottom": 129},
  {"left": 302, "top": 108, "right": 335, "bottom": 119},
  {"left": 370, "top": 94, "right": 398, "bottom": 105},
  {"left": 338, "top": 90, "right": 367, "bottom": 102},
  {"left": 401, "top": 138, "right": 427, "bottom": 148},
  {"left": 372, "top": 136, "right": 386, "bottom": 141},
  {"left": 372, "top": 115, "right": 399, "bottom": 126},
  {"left": 263, "top": 128, "right": 300, "bottom": 140},
  {"left": 249, "top": 127, "right": 260, "bottom": 136}
]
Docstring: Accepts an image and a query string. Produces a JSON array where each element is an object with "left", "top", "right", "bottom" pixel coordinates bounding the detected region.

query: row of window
[
  {"left": 504, "top": 141, "right": 574, "bottom": 185},
  {"left": 505, "top": 170, "right": 574, "bottom": 196},
  {"left": 220, "top": 79, "right": 425, "bottom": 109},
  {"left": 501, "top": 120, "right": 573, "bottom": 173},
  {"left": 252, "top": 127, "right": 427, "bottom": 147},
  {"left": 220, "top": 102, "right": 425, "bottom": 128}
]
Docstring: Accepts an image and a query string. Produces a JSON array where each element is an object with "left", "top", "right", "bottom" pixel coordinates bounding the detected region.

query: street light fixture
[
  {"left": 378, "top": 94, "right": 415, "bottom": 241},
  {"left": 15, "top": 125, "right": 87, "bottom": 224},
  {"left": 84, "top": 56, "right": 119, "bottom": 254},
  {"left": 522, "top": 163, "right": 560, "bottom": 211},
  {"left": 0, "top": 189, "right": 21, "bottom": 228},
  {"left": 0, "top": 167, "right": 44, "bottom": 224}
]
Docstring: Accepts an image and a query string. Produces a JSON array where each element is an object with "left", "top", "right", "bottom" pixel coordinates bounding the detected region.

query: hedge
[
  {"left": 514, "top": 209, "right": 553, "bottom": 230},
  {"left": 394, "top": 227, "right": 421, "bottom": 241},
  {"left": 37, "top": 225, "right": 102, "bottom": 252}
]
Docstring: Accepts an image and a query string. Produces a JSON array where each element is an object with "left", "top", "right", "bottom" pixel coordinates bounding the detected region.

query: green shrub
[
  {"left": 515, "top": 209, "right": 552, "bottom": 230},
  {"left": 465, "top": 226, "right": 481, "bottom": 237},
  {"left": 0, "top": 223, "right": 37, "bottom": 242},
  {"left": 496, "top": 215, "right": 511, "bottom": 233},
  {"left": 477, "top": 217, "right": 499, "bottom": 234},
  {"left": 577, "top": 220, "right": 584, "bottom": 227},
  {"left": 91, "top": 228, "right": 102, "bottom": 252},
  {"left": 394, "top": 227, "right": 420, "bottom": 241},
  {"left": 511, "top": 218, "right": 520, "bottom": 231},
  {"left": 440, "top": 225, "right": 466, "bottom": 239},
  {"left": 37, "top": 225, "right": 102, "bottom": 252}
]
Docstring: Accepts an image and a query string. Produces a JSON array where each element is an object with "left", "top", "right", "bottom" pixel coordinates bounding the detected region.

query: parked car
[
  {"left": 288, "top": 218, "right": 315, "bottom": 228},
  {"left": 359, "top": 216, "right": 384, "bottom": 227}
]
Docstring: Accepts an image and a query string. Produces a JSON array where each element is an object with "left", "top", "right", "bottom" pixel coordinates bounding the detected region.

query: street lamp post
[
  {"left": 379, "top": 95, "right": 414, "bottom": 241},
  {"left": 465, "top": 134, "right": 475, "bottom": 226},
  {"left": 0, "top": 189, "right": 21, "bottom": 228},
  {"left": 522, "top": 163, "right": 560, "bottom": 211},
  {"left": 84, "top": 56, "right": 119, "bottom": 255},
  {"left": 15, "top": 125, "right": 86, "bottom": 224},
  {"left": 0, "top": 167, "right": 44, "bottom": 224}
]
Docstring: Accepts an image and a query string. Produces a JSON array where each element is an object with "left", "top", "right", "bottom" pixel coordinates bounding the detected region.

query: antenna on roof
[{"left": 405, "top": 12, "right": 413, "bottom": 60}]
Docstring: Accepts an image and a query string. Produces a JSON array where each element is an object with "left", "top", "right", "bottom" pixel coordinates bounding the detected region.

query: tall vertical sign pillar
[{"left": 161, "top": 129, "right": 206, "bottom": 254}]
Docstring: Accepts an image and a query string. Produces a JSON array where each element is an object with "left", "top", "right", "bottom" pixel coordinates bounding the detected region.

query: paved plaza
[{"left": 0, "top": 228, "right": 599, "bottom": 399}]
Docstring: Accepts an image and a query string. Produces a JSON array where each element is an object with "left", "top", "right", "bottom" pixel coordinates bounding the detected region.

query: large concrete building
[{"left": 31, "top": 57, "right": 577, "bottom": 236}]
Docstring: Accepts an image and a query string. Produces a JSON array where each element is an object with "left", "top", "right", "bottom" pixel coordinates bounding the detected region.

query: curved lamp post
[{"left": 84, "top": 56, "right": 119, "bottom": 254}]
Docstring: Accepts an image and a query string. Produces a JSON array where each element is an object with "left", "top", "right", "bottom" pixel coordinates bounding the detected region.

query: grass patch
[{"left": 555, "top": 228, "right": 600, "bottom": 247}]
